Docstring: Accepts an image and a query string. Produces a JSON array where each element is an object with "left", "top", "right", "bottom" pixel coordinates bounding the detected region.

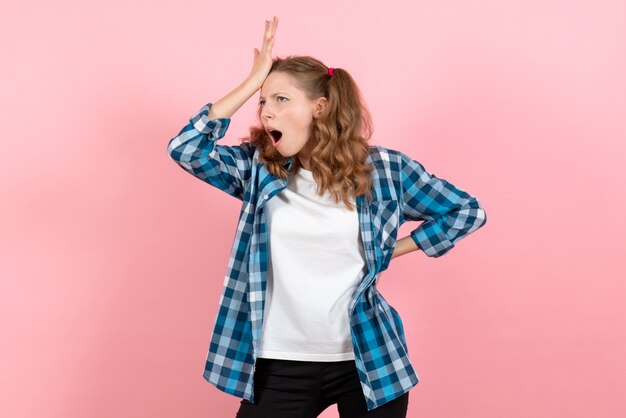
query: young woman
[{"left": 167, "top": 16, "right": 487, "bottom": 418}]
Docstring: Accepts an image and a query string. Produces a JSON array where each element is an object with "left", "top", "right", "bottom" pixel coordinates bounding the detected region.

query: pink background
[{"left": 2, "top": 0, "right": 625, "bottom": 417}]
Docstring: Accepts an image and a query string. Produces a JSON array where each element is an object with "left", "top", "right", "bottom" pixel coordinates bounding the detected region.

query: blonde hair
[{"left": 239, "top": 55, "right": 374, "bottom": 210}]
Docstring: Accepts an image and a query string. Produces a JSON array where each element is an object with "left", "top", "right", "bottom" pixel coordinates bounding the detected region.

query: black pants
[{"left": 235, "top": 358, "right": 410, "bottom": 418}]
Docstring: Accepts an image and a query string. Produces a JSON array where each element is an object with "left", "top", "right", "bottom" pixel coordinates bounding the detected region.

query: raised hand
[{"left": 247, "top": 16, "right": 279, "bottom": 88}]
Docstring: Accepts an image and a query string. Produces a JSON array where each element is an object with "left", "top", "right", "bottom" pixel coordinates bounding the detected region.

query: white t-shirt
[{"left": 257, "top": 166, "right": 368, "bottom": 361}]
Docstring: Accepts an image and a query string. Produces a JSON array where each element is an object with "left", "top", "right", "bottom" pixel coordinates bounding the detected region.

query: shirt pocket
[{"left": 370, "top": 199, "right": 400, "bottom": 268}]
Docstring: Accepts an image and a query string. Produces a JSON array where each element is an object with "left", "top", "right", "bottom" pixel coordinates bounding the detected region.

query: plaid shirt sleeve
[
  {"left": 398, "top": 151, "right": 487, "bottom": 257},
  {"left": 166, "top": 102, "right": 255, "bottom": 201}
]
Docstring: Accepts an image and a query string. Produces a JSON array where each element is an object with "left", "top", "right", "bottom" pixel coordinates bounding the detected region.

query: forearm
[
  {"left": 391, "top": 235, "right": 420, "bottom": 260},
  {"left": 207, "top": 77, "right": 261, "bottom": 121}
]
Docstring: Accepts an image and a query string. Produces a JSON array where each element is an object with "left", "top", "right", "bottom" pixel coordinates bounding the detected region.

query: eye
[{"left": 259, "top": 96, "right": 288, "bottom": 106}]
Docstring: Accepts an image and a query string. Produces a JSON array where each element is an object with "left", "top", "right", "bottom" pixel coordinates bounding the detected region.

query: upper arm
[{"left": 398, "top": 151, "right": 487, "bottom": 257}]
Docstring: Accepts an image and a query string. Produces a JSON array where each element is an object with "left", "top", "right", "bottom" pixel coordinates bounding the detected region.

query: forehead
[{"left": 260, "top": 72, "right": 300, "bottom": 98}]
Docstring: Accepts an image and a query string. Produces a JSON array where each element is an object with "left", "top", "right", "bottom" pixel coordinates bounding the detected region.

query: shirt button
[{"left": 263, "top": 194, "right": 269, "bottom": 200}]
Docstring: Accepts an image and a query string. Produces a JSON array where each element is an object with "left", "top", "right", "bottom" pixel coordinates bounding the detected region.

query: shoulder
[
  {"left": 367, "top": 144, "right": 411, "bottom": 171},
  {"left": 240, "top": 140, "right": 258, "bottom": 155}
]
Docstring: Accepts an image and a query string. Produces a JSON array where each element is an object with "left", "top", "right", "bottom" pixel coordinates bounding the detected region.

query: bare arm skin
[
  {"left": 207, "top": 78, "right": 262, "bottom": 121},
  {"left": 390, "top": 236, "right": 420, "bottom": 261},
  {"left": 208, "top": 16, "right": 279, "bottom": 121}
]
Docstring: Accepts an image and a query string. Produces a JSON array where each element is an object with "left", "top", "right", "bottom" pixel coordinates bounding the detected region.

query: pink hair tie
[{"left": 328, "top": 67, "right": 335, "bottom": 77}]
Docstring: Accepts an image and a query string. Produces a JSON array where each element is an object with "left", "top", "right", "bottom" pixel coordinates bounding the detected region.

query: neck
[
  {"left": 297, "top": 138, "right": 316, "bottom": 170},
  {"left": 298, "top": 157, "right": 311, "bottom": 170}
]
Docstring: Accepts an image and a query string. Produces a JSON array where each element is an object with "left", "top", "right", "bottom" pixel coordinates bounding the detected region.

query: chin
[
  {"left": 274, "top": 148, "right": 291, "bottom": 157},
  {"left": 277, "top": 144, "right": 302, "bottom": 157}
]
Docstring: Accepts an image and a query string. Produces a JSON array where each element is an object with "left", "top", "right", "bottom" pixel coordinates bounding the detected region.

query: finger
[
  {"left": 260, "top": 35, "right": 270, "bottom": 54},
  {"left": 266, "top": 17, "right": 277, "bottom": 33},
  {"left": 262, "top": 20, "right": 273, "bottom": 43},
  {"left": 261, "top": 31, "right": 273, "bottom": 53},
  {"left": 266, "top": 21, "right": 275, "bottom": 39}
]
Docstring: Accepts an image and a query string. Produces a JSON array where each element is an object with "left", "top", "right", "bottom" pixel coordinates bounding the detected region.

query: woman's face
[{"left": 260, "top": 71, "right": 326, "bottom": 164}]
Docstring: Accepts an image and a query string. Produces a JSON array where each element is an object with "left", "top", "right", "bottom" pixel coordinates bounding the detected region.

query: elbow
[
  {"left": 477, "top": 202, "right": 487, "bottom": 229},
  {"left": 467, "top": 196, "right": 487, "bottom": 230},
  {"left": 476, "top": 206, "right": 487, "bottom": 229},
  {"left": 166, "top": 137, "right": 176, "bottom": 159},
  {"left": 166, "top": 133, "right": 183, "bottom": 160}
]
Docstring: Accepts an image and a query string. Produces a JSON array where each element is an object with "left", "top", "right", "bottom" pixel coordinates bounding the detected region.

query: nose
[{"left": 261, "top": 103, "right": 274, "bottom": 122}]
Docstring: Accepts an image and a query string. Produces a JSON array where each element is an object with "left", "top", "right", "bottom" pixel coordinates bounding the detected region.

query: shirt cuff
[
  {"left": 410, "top": 219, "right": 455, "bottom": 258},
  {"left": 189, "top": 102, "right": 231, "bottom": 138}
]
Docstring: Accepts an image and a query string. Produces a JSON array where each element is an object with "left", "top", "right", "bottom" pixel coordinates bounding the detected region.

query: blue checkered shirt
[{"left": 166, "top": 102, "right": 487, "bottom": 411}]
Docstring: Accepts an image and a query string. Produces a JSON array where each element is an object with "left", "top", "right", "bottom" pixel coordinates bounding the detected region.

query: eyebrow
[{"left": 259, "top": 92, "right": 289, "bottom": 100}]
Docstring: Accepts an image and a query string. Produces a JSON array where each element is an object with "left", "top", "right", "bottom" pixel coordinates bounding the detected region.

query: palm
[{"left": 249, "top": 16, "right": 279, "bottom": 87}]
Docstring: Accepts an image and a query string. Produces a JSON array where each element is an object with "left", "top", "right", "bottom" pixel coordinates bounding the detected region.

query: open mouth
[{"left": 268, "top": 129, "right": 283, "bottom": 145}]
